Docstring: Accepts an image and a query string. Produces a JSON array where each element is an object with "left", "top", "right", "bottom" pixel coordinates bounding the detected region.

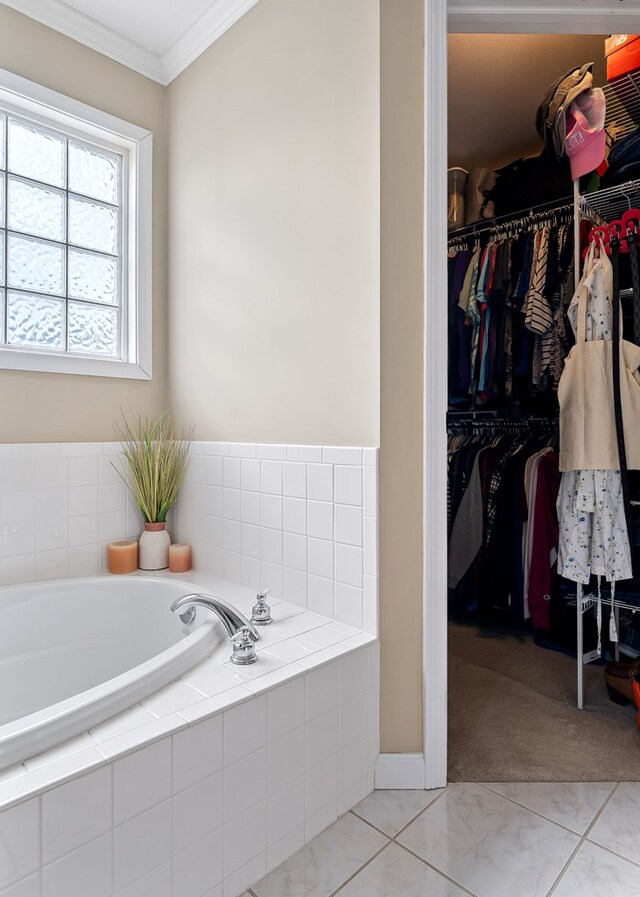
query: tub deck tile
[
  {"left": 0, "top": 748, "right": 105, "bottom": 812},
  {"left": 141, "top": 680, "right": 208, "bottom": 718},
  {"left": 240, "top": 663, "right": 308, "bottom": 695},
  {"left": 178, "top": 686, "right": 254, "bottom": 726},
  {"left": 24, "top": 733, "right": 96, "bottom": 771},
  {"left": 89, "top": 703, "right": 157, "bottom": 744},
  {"left": 96, "top": 713, "right": 188, "bottom": 762}
]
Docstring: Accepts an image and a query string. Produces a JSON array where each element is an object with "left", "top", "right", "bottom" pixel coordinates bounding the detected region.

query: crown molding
[
  {"left": 448, "top": 2, "right": 640, "bottom": 33},
  {"left": 0, "top": 0, "right": 165, "bottom": 82},
  {"left": 161, "top": 0, "right": 262, "bottom": 83},
  {"left": 0, "top": 0, "right": 264, "bottom": 85}
]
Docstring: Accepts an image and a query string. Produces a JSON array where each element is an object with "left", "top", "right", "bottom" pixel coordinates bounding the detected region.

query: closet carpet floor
[{"left": 448, "top": 621, "right": 640, "bottom": 782}]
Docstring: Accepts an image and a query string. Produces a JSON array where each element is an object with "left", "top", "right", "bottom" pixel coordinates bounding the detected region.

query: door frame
[{"left": 423, "top": 1, "right": 640, "bottom": 789}]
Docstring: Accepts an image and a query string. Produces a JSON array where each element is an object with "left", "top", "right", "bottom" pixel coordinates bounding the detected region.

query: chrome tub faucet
[{"left": 170, "top": 592, "right": 260, "bottom": 665}]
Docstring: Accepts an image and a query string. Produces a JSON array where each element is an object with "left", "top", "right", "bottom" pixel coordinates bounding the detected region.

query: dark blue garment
[
  {"left": 602, "top": 129, "right": 640, "bottom": 187},
  {"left": 448, "top": 250, "right": 473, "bottom": 403}
]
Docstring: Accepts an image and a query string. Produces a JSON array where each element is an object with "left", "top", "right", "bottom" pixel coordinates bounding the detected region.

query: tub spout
[{"left": 170, "top": 593, "right": 260, "bottom": 665}]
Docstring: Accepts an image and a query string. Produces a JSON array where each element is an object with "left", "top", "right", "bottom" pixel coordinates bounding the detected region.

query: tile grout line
[
  {"left": 272, "top": 799, "right": 436, "bottom": 897},
  {"left": 348, "top": 809, "right": 392, "bottom": 839},
  {"left": 584, "top": 787, "right": 640, "bottom": 857},
  {"left": 583, "top": 837, "right": 640, "bottom": 871},
  {"left": 348, "top": 786, "right": 448, "bottom": 844},
  {"left": 545, "top": 782, "right": 622, "bottom": 897},
  {"left": 394, "top": 841, "right": 480, "bottom": 897},
  {"left": 327, "top": 840, "right": 392, "bottom": 897},
  {"left": 390, "top": 787, "right": 450, "bottom": 840},
  {"left": 478, "top": 782, "right": 613, "bottom": 838},
  {"left": 544, "top": 836, "right": 586, "bottom": 897},
  {"left": 347, "top": 790, "right": 480, "bottom": 897},
  {"left": 582, "top": 782, "right": 619, "bottom": 841}
]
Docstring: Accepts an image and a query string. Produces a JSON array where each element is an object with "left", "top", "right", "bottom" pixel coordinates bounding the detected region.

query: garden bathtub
[{"left": 0, "top": 576, "right": 219, "bottom": 770}]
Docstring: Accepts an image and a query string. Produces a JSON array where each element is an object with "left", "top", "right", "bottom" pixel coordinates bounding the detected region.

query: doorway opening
[{"left": 424, "top": 2, "right": 640, "bottom": 787}]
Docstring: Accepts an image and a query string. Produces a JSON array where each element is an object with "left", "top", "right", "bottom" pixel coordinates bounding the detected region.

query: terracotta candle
[
  {"left": 108, "top": 540, "right": 138, "bottom": 574},
  {"left": 169, "top": 543, "right": 192, "bottom": 573}
]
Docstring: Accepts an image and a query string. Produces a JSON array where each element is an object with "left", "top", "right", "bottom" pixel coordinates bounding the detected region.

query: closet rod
[{"left": 448, "top": 195, "right": 574, "bottom": 242}]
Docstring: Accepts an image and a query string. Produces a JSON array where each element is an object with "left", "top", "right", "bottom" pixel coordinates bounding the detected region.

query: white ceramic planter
[{"left": 138, "top": 522, "right": 171, "bottom": 570}]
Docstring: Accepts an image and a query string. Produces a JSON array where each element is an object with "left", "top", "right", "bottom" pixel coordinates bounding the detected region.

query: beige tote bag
[{"left": 558, "top": 278, "right": 640, "bottom": 472}]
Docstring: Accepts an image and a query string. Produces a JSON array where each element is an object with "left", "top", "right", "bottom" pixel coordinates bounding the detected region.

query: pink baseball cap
[{"left": 565, "top": 88, "right": 606, "bottom": 179}]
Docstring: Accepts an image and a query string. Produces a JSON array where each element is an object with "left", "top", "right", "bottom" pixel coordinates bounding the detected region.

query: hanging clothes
[
  {"left": 447, "top": 420, "right": 560, "bottom": 624},
  {"left": 448, "top": 218, "right": 575, "bottom": 412},
  {"left": 557, "top": 239, "right": 633, "bottom": 585},
  {"left": 558, "top": 244, "right": 640, "bottom": 472}
]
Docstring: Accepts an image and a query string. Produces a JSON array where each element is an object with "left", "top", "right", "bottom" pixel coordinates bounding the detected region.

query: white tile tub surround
[
  {"left": 0, "top": 442, "right": 379, "bottom": 635},
  {"left": 175, "top": 444, "right": 379, "bottom": 634},
  {"left": 0, "top": 442, "right": 143, "bottom": 586},
  {"left": 0, "top": 626, "right": 379, "bottom": 897},
  {"left": 0, "top": 444, "right": 380, "bottom": 896}
]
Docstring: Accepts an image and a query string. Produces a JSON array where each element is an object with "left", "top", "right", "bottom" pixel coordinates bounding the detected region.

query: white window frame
[{"left": 0, "top": 67, "right": 152, "bottom": 380}]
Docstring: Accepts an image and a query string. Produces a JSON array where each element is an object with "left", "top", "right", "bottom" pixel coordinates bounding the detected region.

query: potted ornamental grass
[{"left": 114, "top": 411, "right": 193, "bottom": 570}]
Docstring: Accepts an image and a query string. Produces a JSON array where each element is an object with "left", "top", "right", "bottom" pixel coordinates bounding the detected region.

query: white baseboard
[{"left": 374, "top": 753, "right": 426, "bottom": 789}]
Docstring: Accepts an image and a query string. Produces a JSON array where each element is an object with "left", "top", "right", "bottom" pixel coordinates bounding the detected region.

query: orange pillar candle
[
  {"left": 108, "top": 540, "right": 138, "bottom": 574},
  {"left": 169, "top": 543, "right": 192, "bottom": 573}
]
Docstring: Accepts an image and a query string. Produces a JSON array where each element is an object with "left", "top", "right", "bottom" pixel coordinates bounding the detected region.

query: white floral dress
[{"left": 556, "top": 247, "right": 633, "bottom": 585}]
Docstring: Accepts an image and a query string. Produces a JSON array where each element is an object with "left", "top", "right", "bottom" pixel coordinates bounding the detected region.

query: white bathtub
[{"left": 0, "top": 576, "right": 221, "bottom": 771}]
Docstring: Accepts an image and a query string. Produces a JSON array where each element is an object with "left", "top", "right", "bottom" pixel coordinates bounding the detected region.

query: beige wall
[
  {"left": 167, "top": 0, "right": 380, "bottom": 446},
  {"left": 0, "top": 6, "right": 168, "bottom": 443},
  {"left": 379, "top": 0, "right": 424, "bottom": 753},
  {"left": 0, "top": 0, "right": 423, "bottom": 754}
]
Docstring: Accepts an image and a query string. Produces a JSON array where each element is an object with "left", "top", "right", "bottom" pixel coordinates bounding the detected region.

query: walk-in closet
[{"left": 447, "top": 34, "right": 640, "bottom": 781}]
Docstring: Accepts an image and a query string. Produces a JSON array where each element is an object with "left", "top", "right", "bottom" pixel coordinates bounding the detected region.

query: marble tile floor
[{"left": 243, "top": 781, "right": 640, "bottom": 897}]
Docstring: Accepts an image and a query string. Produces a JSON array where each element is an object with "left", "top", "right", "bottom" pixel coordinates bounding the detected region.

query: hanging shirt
[
  {"left": 524, "top": 227, "right": 554, "bottom": 335},
  {"left": 448, "top": 443, "right": 496, "bottom": 589},
  {"left": 528, "top": 451, "right": 561, "bottom": 629},
  {"left": 468, "top": 247, "right": 491, "bottom": 396},
  {"left": 557, "top": 240, "right": 633, "bottom": 584},
  {"left": 458, "top": 246, "right": 481, "bottom": 316},
  {"left": 557, "top": 469, "right": 632, "bottom": 584},
  {"left": 522, "top": 446, "right": 553, "bottom": 618},
  {"left": 448, "top": 250, "right": 474, "bottom": 403}
]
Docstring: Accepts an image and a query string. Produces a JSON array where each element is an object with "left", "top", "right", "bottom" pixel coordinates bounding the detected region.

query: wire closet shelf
[
  {"left": 603, "top": 70, "right": 640, "bottom": 143},
  {"left": 579, "top": 179, "right": 640, "bottom": 222},
  {"left": 577, "top": 72, "right": 640, "bottom": 223}
]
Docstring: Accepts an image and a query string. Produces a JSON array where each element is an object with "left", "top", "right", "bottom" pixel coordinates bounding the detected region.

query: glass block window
[
  {"left": 0, "top": 66, "right": 152, "bottom": 380},
  {"left": 0, "top": 112, "right": 123, "bottom": 358}
]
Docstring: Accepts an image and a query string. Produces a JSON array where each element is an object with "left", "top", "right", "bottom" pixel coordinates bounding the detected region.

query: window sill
[{"left": 0, "top": 347, "right": 151, "bottom": 380}]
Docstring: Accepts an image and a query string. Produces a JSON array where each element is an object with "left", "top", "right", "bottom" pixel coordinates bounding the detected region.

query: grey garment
[
  {"left": 448, "top": 446, "right": 490, "bottom": 589},
  {"left": 524, "top": 227, "right": 553, "bottom": 336}
]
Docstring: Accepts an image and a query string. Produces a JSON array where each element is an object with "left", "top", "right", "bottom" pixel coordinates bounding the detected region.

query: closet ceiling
[{"left": 449, "top": 34, "right": 607, "bottom": 171}]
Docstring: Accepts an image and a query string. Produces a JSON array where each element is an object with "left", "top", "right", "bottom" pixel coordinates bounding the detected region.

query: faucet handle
[
  {"left": 230, "top": 626, "right": 258, "bottom": 665},
  {"left": 251, "top": 589, "right": 272, "bottom": 626}
]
